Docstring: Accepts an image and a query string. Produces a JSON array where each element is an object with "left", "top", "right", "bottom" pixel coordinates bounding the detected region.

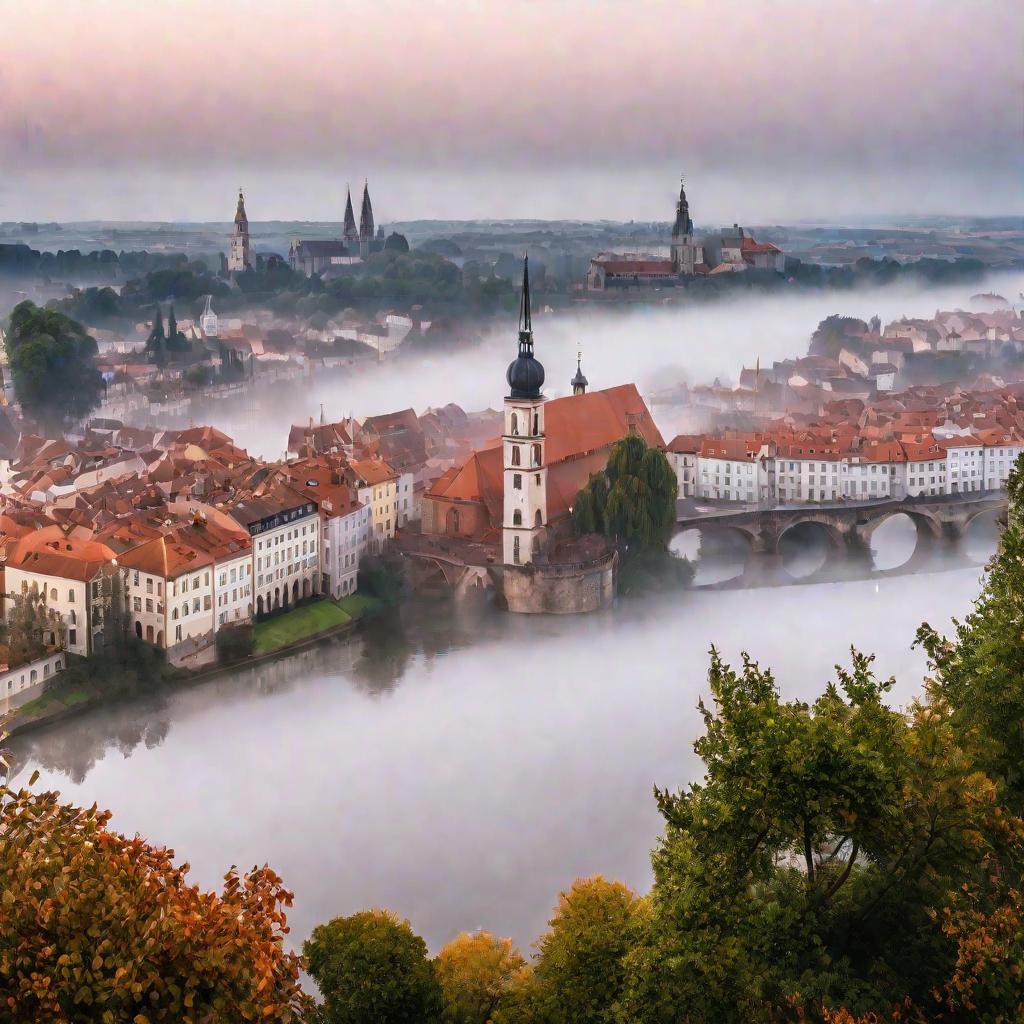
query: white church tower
[{"left": 502, "top": 255, "right": 547, "bottom": 566}]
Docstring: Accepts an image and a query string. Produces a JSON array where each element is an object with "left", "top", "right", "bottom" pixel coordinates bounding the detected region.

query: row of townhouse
[
  {"left": 1, "top": 454, "right": 417, "bottom": 665},
  {"left": 668, "top": 432, "right": 1024, "bottom": 506}
]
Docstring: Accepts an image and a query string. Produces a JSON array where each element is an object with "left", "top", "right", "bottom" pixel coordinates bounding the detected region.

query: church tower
[
  {"left": 228, "top": 188, "right": 251, "bottom": 273},
  {"left": 343, "top": 186, "right": 358, "bottom": 246},
  {"left": 670, "top": 176, "right": 698, "bottom": 275},
  {"left": 502, "top": 255, "right": 547, "bottom": 567},
  {"left": 358, "top": 180, "right": 375, "bottom": 258}
]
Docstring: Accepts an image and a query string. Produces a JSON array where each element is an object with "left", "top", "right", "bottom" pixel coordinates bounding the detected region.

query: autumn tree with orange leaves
[{"left": 0, "top": 769, "right": 312, "bottom": 1023}]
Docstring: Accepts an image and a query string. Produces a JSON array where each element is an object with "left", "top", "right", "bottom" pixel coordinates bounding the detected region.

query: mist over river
[{"left": 16, "top": 563, "right": 991, "bottom": 954}]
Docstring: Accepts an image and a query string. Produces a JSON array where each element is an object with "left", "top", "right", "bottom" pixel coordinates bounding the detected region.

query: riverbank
[{"left": 5, "top": 594, "right": 383, "bottom": 738}]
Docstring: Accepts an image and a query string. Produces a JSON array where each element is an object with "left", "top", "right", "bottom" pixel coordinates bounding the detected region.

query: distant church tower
[
  {"left": 502, "top": 255, "right": 547, "bottom": 566},
  {"left": 343, "top": 185, "right": 358, "bottom": 246},
  {"left": 358, "top": 181, "right": 375, "bottom": 259},
  {"left": 670, "top": 176, "right": 699, "bottom": 275},
  {"left": 229, "top": 188, "right": 251, "bottom": 273}
]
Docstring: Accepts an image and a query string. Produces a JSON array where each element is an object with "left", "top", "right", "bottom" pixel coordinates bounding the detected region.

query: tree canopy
[
  {"left": 0, "top": 777, "right": 309, "bottom": 1023},
  {"left": 619, "top": 648, "right": 1023, "bottom": 1022},
  {"left": 304, "top": 910, "right": 443, "bottom": 1024},
  {"left": 4, "top": 301, "right": 103, "bottom": 430},
  {"left": 571, "top": 434, "right": 678, "bottom": 549},
  {"left": 434, "top": 931, "right": 526, "bottom": 1024}
]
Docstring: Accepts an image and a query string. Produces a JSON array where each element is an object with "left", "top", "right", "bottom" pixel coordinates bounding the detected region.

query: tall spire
[
  {"left": 343, "top": 185, "right": 357, "bottom": 243},
  {"left": 672, "top": 175, "right": 693, "bottom": 239},
  {"left": 506, "top": 253, "right": 544, "bottom": 400},
  {"left": 518, "top": 253, "right": 532, "bottom": 346},
  {"left": 359, "top": 180, "right": 374, "bottom": 240},
  {"left": 234, "top": 187, "right": 248, "bottom": 226}
]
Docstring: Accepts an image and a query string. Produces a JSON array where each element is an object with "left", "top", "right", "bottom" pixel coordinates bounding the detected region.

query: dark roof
[{"left": 292, "top": 240, "right": 349, "bottom": 257}]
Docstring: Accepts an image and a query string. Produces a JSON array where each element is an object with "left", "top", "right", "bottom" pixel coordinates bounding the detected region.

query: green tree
[
  {"left": 4, "top": 301, "right": 103, "bottom": 430},
  {"left": 571, "top": 435, "right": 689, "bottom": 594},
  {"left": 528, "top": 877, "right": 640, "bottom": 1024},
  {"left": 620, "top": 649, "right": 1019, "bottom": 1023},
  {"left": 304, "top": 910, "right": 443, "bottom": 1024},
  {"left": 572, "top": 435, "right": 677, "bottom": 549},
  {"left": 917, "top": 453, "right": 1024, "bottom": 815},
  {"left": 434, "top": 931, "right": 526, "bottom": 1024}
]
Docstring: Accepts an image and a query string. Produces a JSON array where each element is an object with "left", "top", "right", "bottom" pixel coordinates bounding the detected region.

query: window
[
  {"left": 511, "top": 445, "right": 521, "bottom": 466},
  {"left": 49, "top": 587, "right": 57, "bottom": 601},
  {"left": 69, "top": 629, "right": 77, "bottom": 646},
  {"left": 68, "top": 589, "right": 74, "bottom": 602},
  {"left": 513, "top": 535, "right": 521, "bottom": 564},
  {"left": 513, "top": 509, "right": 522, "bottom": 526},
  {"left": 513, "top": 474, "right": 522, "bottom": 490},
  {"left": 511, "top": 412, "right": 519, "bottom": 435}
]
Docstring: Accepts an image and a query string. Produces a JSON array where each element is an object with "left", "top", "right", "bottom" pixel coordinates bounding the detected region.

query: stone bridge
[
  {"left": 396, "top": 530, "right": 500, "bottom": 597},
  {"left": 674, "top": 492, "right": 1007, "bottom": 585}
]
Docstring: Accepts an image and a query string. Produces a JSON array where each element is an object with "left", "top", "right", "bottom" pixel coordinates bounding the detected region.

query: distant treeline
[
  {"left": 0, "top": 242, "right": 198, "bottom": 282},
  {"left": 42, "top": 248, "right": 522, "bottom": 329}
]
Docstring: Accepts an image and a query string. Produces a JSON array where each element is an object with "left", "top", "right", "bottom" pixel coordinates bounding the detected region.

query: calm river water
[{"left": 14, "top": 559, "right": 991, "bottom": 954}]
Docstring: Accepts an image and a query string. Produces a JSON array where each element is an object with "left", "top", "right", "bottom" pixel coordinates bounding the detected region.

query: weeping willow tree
[
  {"left": 573, "top": 434, "right": 678, "bottom": 548},
  {"left": 572, "top": 434, "right": 690, "bottom": 593}
]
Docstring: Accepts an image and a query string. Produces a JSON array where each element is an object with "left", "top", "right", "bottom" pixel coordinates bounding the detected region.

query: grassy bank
[{"left": 253, "top": 594, "right": 382, "bottom": 655}]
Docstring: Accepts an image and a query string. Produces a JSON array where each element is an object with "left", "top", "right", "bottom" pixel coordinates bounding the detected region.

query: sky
[{"left": 0, "top": 0, "right": 1021, "bottom": 223}]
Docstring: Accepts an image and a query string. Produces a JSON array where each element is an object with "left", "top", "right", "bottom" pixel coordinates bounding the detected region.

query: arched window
[
  {"left": 135, "top": 621, "right": 143, "bottom": 638},
  {"left": 532, "top": 444, "right": 542, "bottom": 467},
  {"left": 68, "top": 610, "right": 76, "bottom": 624},
  {"left": 513, "top": 509, "right": 522, "bottom": 526},
  {"left": 513, "top": 536, "right": 521, "bottom": 564},
  {"left": 511, "top": 412, "right": 519, "bottom": 435},
  {"left": 511, "top": 445, "right": 521, "bottom": 466},
  {"left": 535, "top": 509, "right": 543, "bottom": 527},
  {"left": 172, "top": 608, "right": 178, "bottom": 620},
  {"left": 49, "top": 588, "right": 57, "bottom": 602},
  {"left": 181, "top": 602, "right": 188, "bottom": 617}
]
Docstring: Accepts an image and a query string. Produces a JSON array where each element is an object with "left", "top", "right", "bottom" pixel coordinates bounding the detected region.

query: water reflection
[{"left": 17, "top": 567, "right": 991, "bottom": 953}]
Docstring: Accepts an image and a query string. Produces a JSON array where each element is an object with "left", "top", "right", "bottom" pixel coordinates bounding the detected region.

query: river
[{"left": 14, "top": 560, "right": 990, "bottom": 954}]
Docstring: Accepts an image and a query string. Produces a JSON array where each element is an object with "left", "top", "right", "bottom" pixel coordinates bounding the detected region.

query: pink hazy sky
[{"left": 0, "top": 0, "right": 1020, "bottom": 222}]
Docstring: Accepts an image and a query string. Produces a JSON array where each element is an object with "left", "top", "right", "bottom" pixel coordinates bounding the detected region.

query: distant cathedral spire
[
  {"left": 343, "top": 185, "right": 358, "bottom": 244},
  {"left": 672, "top": 175, "right": 693, "bottom": 239},
  {"left": 358, "top": 181, "right": 375, "bottom": 258}
]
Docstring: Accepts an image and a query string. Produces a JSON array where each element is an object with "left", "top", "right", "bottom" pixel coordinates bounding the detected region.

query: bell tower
[
  {"left": 502, "top": 255, "right": 547, "bottom": 566},
  {"left": 671, "top": 175, "right": 698, "bottom": 275},
  {"left": 229, "top": 188, "right": 251, "bottom": 273}
]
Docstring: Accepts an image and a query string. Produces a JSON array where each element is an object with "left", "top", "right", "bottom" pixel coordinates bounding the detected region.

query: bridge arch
[
  {"left": 858, "top": 508, "right": 941, "bottom": 571},
  {"left": 671, "top": 523, "right": 754, "bottom": 584},
  {"left": 774, "top": 517, "right": 847, "bottom": 580}
]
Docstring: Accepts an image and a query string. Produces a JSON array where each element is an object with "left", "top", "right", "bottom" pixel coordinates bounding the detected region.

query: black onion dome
[{"left": 507, "top": 345, "right": 545, "bottom": 399}]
